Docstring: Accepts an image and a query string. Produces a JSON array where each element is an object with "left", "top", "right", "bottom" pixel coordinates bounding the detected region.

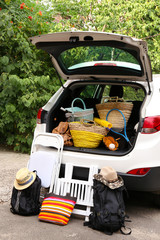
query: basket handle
[
  {"left": 80, "top": 119, "right": 96, "bottom": 127},
  {"left": 102, "top": 96, "right": 124, "bottom": 103},
  {"left": 71, "top": 98, "right": 86, "bottom": 113}
]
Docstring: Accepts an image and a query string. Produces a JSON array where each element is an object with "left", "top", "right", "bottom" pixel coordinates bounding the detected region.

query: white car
[{"left": 30, "top": 31, "right": 160, "bottom": 204}]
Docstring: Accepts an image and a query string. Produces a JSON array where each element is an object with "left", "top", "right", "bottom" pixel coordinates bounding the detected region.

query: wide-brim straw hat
[
  {"left": 14, "top": 168, "right": 36, "bottom": 190},
  {"left": 94, "top": 166, "right": 124, "bottom": 189}
]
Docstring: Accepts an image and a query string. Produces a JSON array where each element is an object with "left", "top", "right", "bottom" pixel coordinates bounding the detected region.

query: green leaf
[
  {"left": 5, "top": 104, "right": 16, "bottom": 113},
  {"left": 1, "top": 56, "right": 9, "bottom": 65}
]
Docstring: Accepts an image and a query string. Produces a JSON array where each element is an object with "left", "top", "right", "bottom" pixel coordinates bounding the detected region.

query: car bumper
[
  {"left": 119, "top": 167, "right": 160, "bottom": 192},
  {"left": 60, "top": 165, "right": 160, "bottom": 192}
]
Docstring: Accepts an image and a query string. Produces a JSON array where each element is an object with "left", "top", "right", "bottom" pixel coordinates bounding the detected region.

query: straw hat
[
  {"left": 94, "top": 166, "right": 124, "bottom": 189},
  {"left": 14, "top": 168, "right": 36, "bottom": 190}
]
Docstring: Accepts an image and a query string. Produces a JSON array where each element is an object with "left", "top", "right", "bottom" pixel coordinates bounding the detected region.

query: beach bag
[
  {"left": 10, "top": 174, "right": 41, "bottom": 216},
  {"left": 65, "top": 98, "right": 94, "bottom": 121},
  {"left": 85, "top": 179, "right": 131, "bottom": 235},
  {"left": 38, "top": 193, "right": 77, "bottom": 225},
  {"left": 96, "top": 97, "right": 133, "bottom": 129}
]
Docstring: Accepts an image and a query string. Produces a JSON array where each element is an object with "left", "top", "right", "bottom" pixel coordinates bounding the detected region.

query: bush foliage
[
  {"left": 0, "top": 0, "right": 160, "bottom": 152},
  {"left": 0, "top": 0, "right": 60, "bottom": 152}
]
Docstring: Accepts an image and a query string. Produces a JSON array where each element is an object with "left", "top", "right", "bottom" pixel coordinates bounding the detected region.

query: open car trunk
[
  {"left": 30, "top": 32, "right": 150, "bottom": 156},
  {"left": 45, "top": 80, "right": 146, "bottom": 156}
]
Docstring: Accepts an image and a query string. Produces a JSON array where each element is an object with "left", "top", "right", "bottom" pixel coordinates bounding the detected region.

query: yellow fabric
[{"left": 94, "top": 118, "right": 112, "bottom": 129}]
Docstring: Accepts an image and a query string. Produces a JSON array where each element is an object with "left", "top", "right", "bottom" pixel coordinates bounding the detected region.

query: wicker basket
[
  {"left": 69, "top": 120, "right": 108, "bottom": 148},
  {"left": 96, "top": 97, "right": 133, "bottom": 129}
]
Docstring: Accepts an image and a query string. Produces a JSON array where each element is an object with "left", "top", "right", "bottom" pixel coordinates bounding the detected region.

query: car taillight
[
  {"left": 127, "top": 168, "right": 150, "bottom": 175},
  {"left": 37, "top": 108, "right": 43, "bottom": 124},
  {"left": 141, "top": 116, "right": 160, "bottom": 134}
]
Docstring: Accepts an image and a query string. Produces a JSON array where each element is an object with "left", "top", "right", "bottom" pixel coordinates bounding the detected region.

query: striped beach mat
[{"left": 38, "top": 193, "right": 77, "bottom": 225}]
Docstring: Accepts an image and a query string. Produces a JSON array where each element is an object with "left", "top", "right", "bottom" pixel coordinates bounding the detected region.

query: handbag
[
  {"left": 65, "top": 98, "right": 94, "bottom": 121},
  {"left": 38, "top": 193, "right": 77, "bottom": 225},
  {"left": 96, "top": 96, "right": 133, "bottom": 129}
]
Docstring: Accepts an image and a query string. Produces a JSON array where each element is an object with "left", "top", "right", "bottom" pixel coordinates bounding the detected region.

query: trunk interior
[{"left": 46, "top": 80, "right": 146, "bottom": 156}]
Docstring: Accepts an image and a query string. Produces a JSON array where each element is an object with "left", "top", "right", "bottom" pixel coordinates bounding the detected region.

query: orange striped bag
[{"left": 38, "top": 193, "right": 77, "bottom": 225}]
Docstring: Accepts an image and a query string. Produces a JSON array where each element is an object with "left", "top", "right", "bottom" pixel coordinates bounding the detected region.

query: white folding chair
[
  {"left": 28, "top": 133, "right": 64, "bottom": 192},
  {"left": 53, "top": 162, "right": 98, "bottom": 221}
]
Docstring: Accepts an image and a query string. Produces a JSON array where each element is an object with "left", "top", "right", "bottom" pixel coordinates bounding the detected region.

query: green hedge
[
  {"left": 0, "top": 73, "right": 59, "bottom": 152},
  {"left": 0, "top": 0, "right": 60, "bottom": 152}
]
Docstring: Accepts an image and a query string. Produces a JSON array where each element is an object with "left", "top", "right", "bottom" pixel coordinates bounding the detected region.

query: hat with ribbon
[
  {"left": 94, "top": 166, "right": 124, "bottom": 189},
  {"left": 14, "top": 168, "right": 36, "bottom": 190}
]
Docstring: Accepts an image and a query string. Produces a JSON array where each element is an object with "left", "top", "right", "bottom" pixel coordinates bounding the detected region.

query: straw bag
[
  {"left": 96, "top": 97, "right": 133, "bottom": 129},
  {"left": 65, "top": 98, "right": 94, "bottom": 122},
  {"left": 69, "top": 119, "right": 109, "bottom": 148}
]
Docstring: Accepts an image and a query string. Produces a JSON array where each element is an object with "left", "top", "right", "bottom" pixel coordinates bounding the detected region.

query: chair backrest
[
  {"left": 109, "top": 85, "right": 123, "bottom": 98},
  {"left": 31, "top": 133, "right": 63, "bottom": 155},
  {"left": 28, "top": 133, "right": 64, "bottom": 190}
]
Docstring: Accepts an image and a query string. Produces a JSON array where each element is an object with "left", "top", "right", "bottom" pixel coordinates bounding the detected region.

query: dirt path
[
  {"left": 0, "top": 147, "right": 29, "bottom": 203},
  {"left": 0, "top": 148, "right": 160, "bottom": 239}
]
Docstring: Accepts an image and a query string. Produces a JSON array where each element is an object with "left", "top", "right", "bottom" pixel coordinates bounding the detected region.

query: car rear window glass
[
  {"left": 102, "top": 85, "right": 145, "bottom": 101},
  {"left": 123, "top": 86, "right": 145, "bottom": 101},
  {"left": 79, "top": 84, "right": 99, "bottom": 98},
  {"left": 59, "top": 46, "right": 141, "bottom": 72}
]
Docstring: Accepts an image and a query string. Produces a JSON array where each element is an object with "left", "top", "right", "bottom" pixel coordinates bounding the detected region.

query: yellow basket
[
  {"left": 70, "top": 130, "right": 105, "bottom": 148},
  {"left": 69, "top": 120, "right": 108, "bottom": 148}
]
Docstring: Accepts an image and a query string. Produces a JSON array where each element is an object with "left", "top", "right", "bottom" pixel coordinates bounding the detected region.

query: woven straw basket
[
  {"left": 96, "top": 97, "right": 133, "bottom": 129},
  {"left": 69, "top": 120, "right": 108, "bottom": 148}
]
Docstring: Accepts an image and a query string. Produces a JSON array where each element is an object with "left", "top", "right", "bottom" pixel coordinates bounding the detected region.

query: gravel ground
[
  {"left": 0, "top": 147, "right": 29, "bottom": 203},
  {"left": 0, "top": 148, "right": 160, "bottom": 239}
]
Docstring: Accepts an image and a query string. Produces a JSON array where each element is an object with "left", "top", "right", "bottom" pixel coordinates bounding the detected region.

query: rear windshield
[{"left": 59, "top": 46, "right": 141, "bottom": 73}]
